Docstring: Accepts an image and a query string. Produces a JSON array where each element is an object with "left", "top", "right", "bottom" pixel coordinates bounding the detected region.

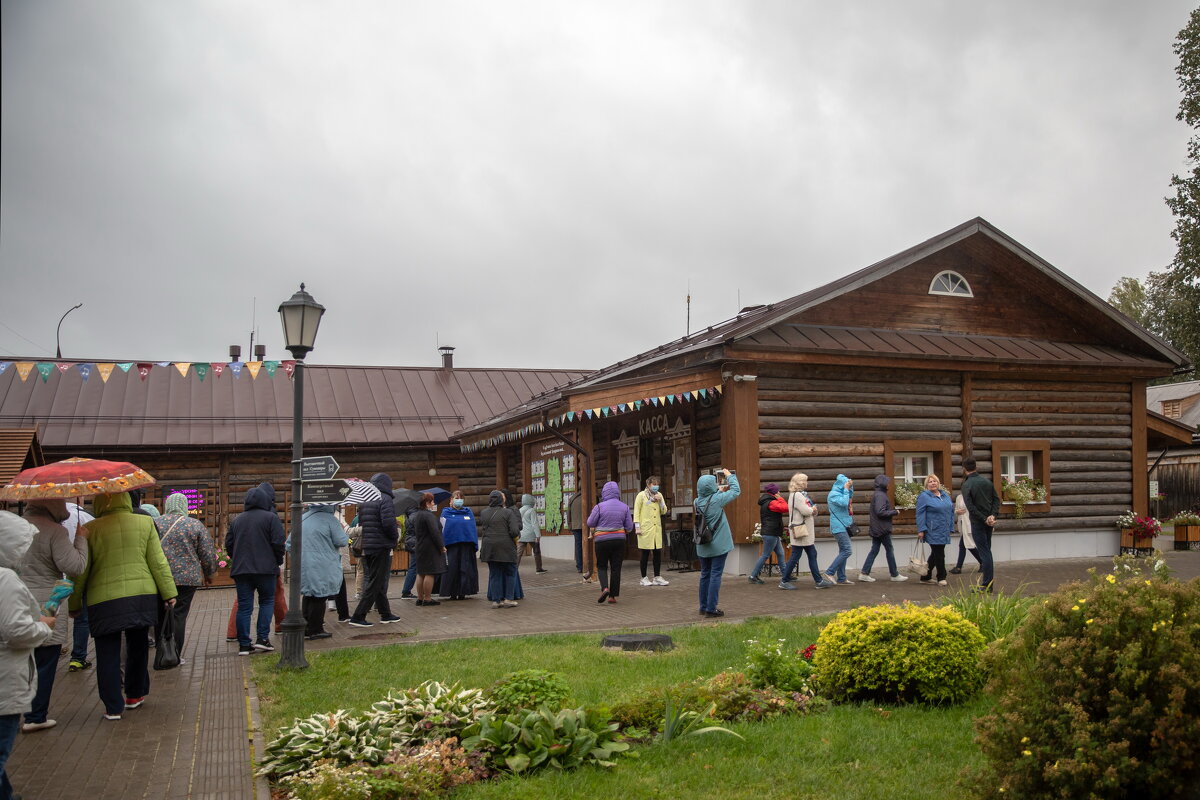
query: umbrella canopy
[
  {"left": 0, "top": 457, "right": 155, "bottom": 501},
  {"left": 422, "top": 487, "right": 452, "bottom": 504},
  {"left": 340, "top": 479, "right": 382, "bottom": 506},
  {"left": 392, "top": 488, "right": 423, "bottom": 515}
]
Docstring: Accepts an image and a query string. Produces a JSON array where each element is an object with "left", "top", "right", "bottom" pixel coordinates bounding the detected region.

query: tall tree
[{"left": 1161, "top": 8, "right": 1200, "bottom": 379}]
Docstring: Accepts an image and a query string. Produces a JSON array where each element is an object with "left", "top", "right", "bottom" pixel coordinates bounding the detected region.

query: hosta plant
[
  {"left": 368, "top": 680, "right": 493, "bottom": 745},
  {"left": 461, "top": 706, "right": 631, "bottom": 773},
  {"left": 485, "top": 669, "right": 571, "bottom": 714},
  {"left": 258, "top": 709, "right": 390, "bottom": 777}
]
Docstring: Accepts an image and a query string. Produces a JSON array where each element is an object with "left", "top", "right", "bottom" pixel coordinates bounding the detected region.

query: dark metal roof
[{"left": 0, "top": 365, "right": 588, "bottom": 449}]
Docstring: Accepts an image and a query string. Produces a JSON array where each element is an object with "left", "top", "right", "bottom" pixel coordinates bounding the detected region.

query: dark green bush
[
  {"left": 486, "top": 669, "right": 571, "bottom": 714},
  {"left": 814, "top": 602, "right": 986, "bottom": 705},
  {"left": 971, "top": 561, "right": 1200, "bottom": 799}
]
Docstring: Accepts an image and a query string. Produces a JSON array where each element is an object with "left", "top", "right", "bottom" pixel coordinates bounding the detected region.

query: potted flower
[
  {"left": 1002, "top": 476, "right": 1047, "bottom": 519},
  {"left": 1117, "top": 511, "right": 1160, "bottom": 557},
  {"left": 1172, "top": 510, "right": 1200, "bottom": 552},
  {"left": 207, "top": 545, "right": 235, "bottom": 588}
]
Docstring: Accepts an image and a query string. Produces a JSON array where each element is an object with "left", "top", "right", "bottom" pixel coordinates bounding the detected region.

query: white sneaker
[
  {"left": 890, "top": 574, "right": 909, "bottom": 582},
  {"left": 858, "top": 573, "right": 876, "bottom": 582},
  {"left": 640, "top": 576, "right": 653, "bottom": 587},
  {"left": 652, "top": 576, "right": 670, "bottom": 586},
  {"left": 21, "top": 719, "right": 56, "bottom": 733},
  {"left": 326, "top": 600, "right": 335, "bottom": 611}
]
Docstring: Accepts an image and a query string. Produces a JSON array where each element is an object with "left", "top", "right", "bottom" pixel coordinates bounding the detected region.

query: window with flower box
[
  {"left": 990, "top": 439, "right": 1051, "bottom": 515},
  {"left": 883, "top": 439, "right": 953, "bottom": 511}
]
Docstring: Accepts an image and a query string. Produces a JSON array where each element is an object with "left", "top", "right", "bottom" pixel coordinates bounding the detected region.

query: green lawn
[{"left": 253, "top": 616, "right": 988, "bottom": 800}]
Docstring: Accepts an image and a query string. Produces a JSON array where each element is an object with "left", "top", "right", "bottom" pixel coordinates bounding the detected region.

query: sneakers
[
  {"left": 347, "top": 619, "right": 373, "bottom": 628},
  {"left": 124, "top": 697, "right": 146, "bottom": 710},
  {"left": 253, "top": 639, "right": 275, "bottom": 652},
  {"left": 536, "top": 569, "right": 549, "bottom": 574},
  {"left": 326, "top": 600, "right": 336, "bottom": 611},
  {"left": 21, "top": 719, "right": 56, "bottom": 732},
  {"left": 400, "top": 593, "right": 416, "bottom": 600},
  {"left": 305, "top": 632, "right": 333, "bottom": 640},
  {"left": 747, "top": 575, "right": 764, "bottom": 584},
  {"left": 920, "top": 575, "right": 933, "bottom": 583},
  {"left": 814, "top": 579, "right": 833, "bottom": 589},
  {"left": 238, "top": 645, "right": 253, "bottom": 656},
  {"left": 225, "top": 636, "right": 238, "bottom": 643},
  {"left": 703, "top": 609, "right": 725, "bottom": 618},
  {"left": 102, "top": 712, "right": 122, "bottom": 721},
  {"left": 890, "top": 574, "right": 909, "bottom": 582},
  {"left": 337, "top": 617, "right": 351, "bottom": 623},
  {"left": 379, "top": 615, "right": 402, "bottom": 624},
  {"left": 652, "top": 575, "right": 670, "bottom": 586},
  {"left": 858, "top": 573, "right": 876, "bottom": 582},
  {"left": 501, "top": 600, "right": 519, "bottom": 608},
  {"left": 836, "top": 580, "right": 853, "bottom": 585},
  {"left": 937, "top": 580, "right": 948, "bottom": 586},
  {"left": 949, "top": 567, "right": 963, "bottom": 574},
  {"left": 491, "top": 602, "right": 503, "bottom": 609},
  {"left": 640, "top": 576, "right": 653, "bottom": 587},
  {"left": 68, "top": 658, "right": 91, "bottom": 672},
  {"left": 607, "top": 596, "right": 618, "bottom": 604},
  {"left": 778, "top": 582, "right": 797, "bottom": 590},
  {"left": 597, "top": 589, "right": 610, "bottom": 604}
]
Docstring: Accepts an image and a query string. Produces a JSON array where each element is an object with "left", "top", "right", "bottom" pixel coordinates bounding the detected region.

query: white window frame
[
  {"left": 928, "top": 270, "right": 973, "bottom": 297},
  {"left": 894, "top": 452, "right": 935, "bottom": 484},
  {"left": 999, "top": 451, "right": 1035, "bottom": 484}
]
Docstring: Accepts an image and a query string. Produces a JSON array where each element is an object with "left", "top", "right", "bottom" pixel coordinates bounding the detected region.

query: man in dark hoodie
[
  {"left": 860, "top": 475, "right": 908, "bottom": 582},
  {"left": 348, "top": 473, "right": 400, "bottom": 627},
  {"left": 226, "top": 482, "right": 286, "bottom": 655}
]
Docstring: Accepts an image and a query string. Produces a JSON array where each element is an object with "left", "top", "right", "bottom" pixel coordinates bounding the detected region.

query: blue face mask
[
  {"left": 452, "top": 499, "right": 464, "bottom": 508},
  {"left": 650, "top": 485, "right": 660, "bottom": 494}
]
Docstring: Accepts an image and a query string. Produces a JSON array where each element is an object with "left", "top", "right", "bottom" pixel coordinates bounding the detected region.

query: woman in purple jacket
[{"left": 586, "top": 482, "right": 634, "bottom": 604}]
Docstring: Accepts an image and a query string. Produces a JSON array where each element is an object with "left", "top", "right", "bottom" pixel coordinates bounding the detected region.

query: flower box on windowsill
[{"left": 1000, "top": 500, "right": 1050, "bottom": 516}]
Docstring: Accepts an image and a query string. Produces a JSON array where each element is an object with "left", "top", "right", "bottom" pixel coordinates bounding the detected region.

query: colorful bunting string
[{"left": 0, "top": 358, "right": 303, "bottom": 383}]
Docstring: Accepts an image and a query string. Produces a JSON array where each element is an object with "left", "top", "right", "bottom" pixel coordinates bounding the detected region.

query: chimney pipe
[
  {"left": 439, "top": 346, "right": 455, "bottom": 369},
  {"left": 229, "top": 344, "right": 242, "bottom": 363},
  {"left": 254, "top": 344, "right": 266, "bottom": 362}
]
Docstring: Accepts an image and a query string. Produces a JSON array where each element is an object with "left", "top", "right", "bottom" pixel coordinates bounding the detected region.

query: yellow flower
[
  {"left": 1146, "top": 580, "right": 1152, "bottom": 585},
  {"left": 1050, "top": 643, "right": 1057, "bottom": 648},
  {"left": 1020, "top": 736, "right": 1030, "bottom": 744},
  {"left": 1078, "top": 599, "right": 1086, "bottom": 604},
  {"left": 1071, "top": 605, "right": 1080, "bottom": 611},
  {"left": 1023, "top": 750, "right": 1032, "bottom": 756},
  {"left": 1086, "top": 619, "right": 1094, "bottom": 625},
  {"left": 1106, "top": 574, "right": 1116, "bottom": 584}
]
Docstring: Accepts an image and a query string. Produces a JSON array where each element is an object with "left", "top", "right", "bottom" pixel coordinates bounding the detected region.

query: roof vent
[
  {"left": 254, "top": 344, "right": 266, "bottom": 362},
  {"left": 229, "top": 344, "right": 241, "bottom": 363},
  {"left": 439, "top": 346, "right": 455, "bottom": 369},
  {"left": 739, "top": 305, "right": 765, "bottom": 315}
]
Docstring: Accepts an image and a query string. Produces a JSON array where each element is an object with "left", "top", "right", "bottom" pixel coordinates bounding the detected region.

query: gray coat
[
  {"left": 0, "top": 511, "right": 54, "bottom": 716},
  {"left": 21, "top": 506, "right": 88, "bottom": 647},
  {"left": 519, "top": 494, "right": 540, "bottom": 543}
]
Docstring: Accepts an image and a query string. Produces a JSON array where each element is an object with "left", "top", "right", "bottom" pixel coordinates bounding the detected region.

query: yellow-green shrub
[{"left": 814, "top": 603, "right": 986, "bottom": 705}]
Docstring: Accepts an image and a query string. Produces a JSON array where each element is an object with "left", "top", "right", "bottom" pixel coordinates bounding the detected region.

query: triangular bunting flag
[
  {"left": 634, "top": 400, "right": 643, "bottom": 410},
  {"left": 35, "top": 363, "right": 54, "bottom": 382},
  {"left": 246, "top": 362, "right": 262, "bottom": 379},
  {"left": 567, "top": 411, "right": 575, "bottom": 422},
  {"left": 174, "top": 362, "right": 192, "bottom": 378},
  {"left": 136, "top": 363, "right": 153, "bottom": 380},
  {"left": 618, "top": 403, "right": 627, "bottom": 413},
  {"left": 691, "top": 390, "right": 699, "bottom": 400},
  {"left": 194, "top": 363, "right": 210, "bottom": 381},
  {"left": 715, "top": 384, "right": 723, "bottom": 394},
  {"left": 97, "top": 363, "right": 115, "bottom": 383},
  {"left": 116, "top": 363, "right": 133, "bottom": 373},
  {"left": 263, "top": 360, "right": 279, "bottom": 377},
  {"left": 77, "top": 363, "right": 94, "bottom": 381},
  {"left": 699, "top": 388, "right": 708, "bottom": 399},
  {"left": 282, "top": 360, "right": 296, "bottom": 377},
  {"left": 210, "top": 362, "right": 226, "bottom": 378},
  {"left": 658, "top": 396, "right": 666, "bottom": 405},
  {"left": 229, "top": 362, "right": 244, "bottom": 377},
  {"left": 0, "top": 362, "right": 10, "bottom": 375},
  {"left": 15, "top": 362, "right": 34, "bottom": 381},
  {"left": 56, "top": 363, "right": 71, "bottom": 373},
  {"left": 156, "top": 361, "right": 170, "bottom": 368}
]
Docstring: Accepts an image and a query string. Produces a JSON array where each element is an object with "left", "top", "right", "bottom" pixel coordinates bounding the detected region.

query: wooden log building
[{"left": 1, "top": 218, "right": 1194, "bottom": 576}]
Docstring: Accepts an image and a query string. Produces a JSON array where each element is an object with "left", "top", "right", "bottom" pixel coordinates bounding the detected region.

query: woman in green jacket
[{"left": 69, "top": 492, "right": 176, "bottom": 721}]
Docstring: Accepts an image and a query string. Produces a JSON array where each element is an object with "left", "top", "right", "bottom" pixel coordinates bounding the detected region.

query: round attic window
[{"left": 928, "top": 271, "right": 973, "bottom": 297}]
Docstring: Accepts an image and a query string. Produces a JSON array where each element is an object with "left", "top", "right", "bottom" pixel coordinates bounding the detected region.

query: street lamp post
[
  {"left": 56, "top": 303, "right": 82, "bottom": 358},
  {"left": 277, "top": 283, "right": 326, "bottom": 669}
]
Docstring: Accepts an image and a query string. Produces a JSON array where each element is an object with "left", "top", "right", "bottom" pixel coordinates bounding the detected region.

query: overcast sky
[{"left": 1, "top": 1, "right": 1194, "bottom": 371}]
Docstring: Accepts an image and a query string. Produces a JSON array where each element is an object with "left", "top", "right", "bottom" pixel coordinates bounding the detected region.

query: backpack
[{"left": 693, "top": 497, "right": 715, "bottom": 546}]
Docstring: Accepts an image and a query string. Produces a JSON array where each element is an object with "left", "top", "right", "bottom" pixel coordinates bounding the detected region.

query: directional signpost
[
  {"left": 300, "top": 456, "right": 339, "bottom": 481},
  {"left": 300, "top": 479, "right": 354, "bottom": 504}
]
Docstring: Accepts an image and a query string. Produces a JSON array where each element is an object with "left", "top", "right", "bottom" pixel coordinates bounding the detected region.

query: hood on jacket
[
  {"left": 164, "top": 492, "right": 190, "bottom": 516},
  {"left": 758, "top": 494, "right": 777, "bottom": 507},
  {"left": 831, "top": 474, "right": 851, "bottom": 494},
  {"left": 874, "top": 475, "right": 890, "bottom": 490},
  {"left": 27, "top": 499, "right": 69, "bottom": 523},
  {"left": 141, "top": 504, "right": 161, "bottom": 518},
  {"left": 257, "top": 482, "right": 277, "bottom": 505},
  {"left": 696, "top": 474, "right": 719, "bottom": 498},
  {"left": 488, "top": 490, "right": 505, "bottom": 507},
  {"left": 600, "top": 481, "right": 621, "bottom": 502},
  {"left": 0, "top": 510, "right": 36, "bottom": 570},
  {"left": 244, "top": 484, "right": 275, "bottom": 512},
  {"left": 370, "top": 473, "right": 394, "bottom": 496},
  {"left": 521, "top": 494, "right": 535, "bottom": 508},
  {"left": 93, "top": 491, "right": 134, "bottom": 516},
  {"left": 302, "top": 504, "right": 337, "bottom": 521}
]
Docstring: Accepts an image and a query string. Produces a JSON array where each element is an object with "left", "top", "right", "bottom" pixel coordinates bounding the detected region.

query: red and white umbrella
[{"left": 0, "top": 457, "right": 155, "bottom": 501}]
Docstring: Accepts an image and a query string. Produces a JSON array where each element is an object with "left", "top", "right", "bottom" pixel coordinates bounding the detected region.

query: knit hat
[{"left": 764, "top": 483, "right": 779, "bottom": 494}]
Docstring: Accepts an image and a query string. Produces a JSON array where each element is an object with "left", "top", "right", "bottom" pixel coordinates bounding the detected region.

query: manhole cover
[{"left": 601, "top": 633, "right": 674, "bottom": 651}]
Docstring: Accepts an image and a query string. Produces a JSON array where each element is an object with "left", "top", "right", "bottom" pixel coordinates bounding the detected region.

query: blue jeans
[
  {"left": 486, "top": 562, "right": 518, "bottom": 602},
  {"left": 824, "top": 531, "right": 853, "bottom": 582},
  {"left": 698, "top": 552, "right": 728, "bottom": 613},
  {"left": 25, "top": 644, "right": 60, "bottom": 723},
  {"left": 1, "top": 713, "right": 19, "bottom": 800},
  {"left": 70, "top": 600, "right": 89, "bottom": 662},
  {"left": 972, "top": 519, "right": 994, "bottom": 589},
  {"left": 751, "top": 535, "right": 785, "bottom": 580},
  {"left": 783, "top": 544, "right": 824, "bottom": 585},
  {"left": 861, "top": 533, "right": 898, "bottom": 577},
  {"left": 955, "top": 536, "right": 980, "bottom": 569},
  {"left": 401, "top": 562, "right": 418, "bottom": 596},
  {"left": 572, "top": 529, "right": 583, "bottom": 571},
  {"left": 234, "top": 574, "right": 276, "bottom": 646}
]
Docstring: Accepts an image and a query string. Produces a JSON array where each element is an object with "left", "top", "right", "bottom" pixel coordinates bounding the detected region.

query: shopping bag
[
  {"left": 908, "top": 541, "right": 928, "bottom": 575},
  {"left": 154, "top": 604, "right": 181, "bottom": 670}
]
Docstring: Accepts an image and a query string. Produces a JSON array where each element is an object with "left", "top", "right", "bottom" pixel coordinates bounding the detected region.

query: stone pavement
[{"left": 9, "top": 548, "right": 1200, "bottom": 799}]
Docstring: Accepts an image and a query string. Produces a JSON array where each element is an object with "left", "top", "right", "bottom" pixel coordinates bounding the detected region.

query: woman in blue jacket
[
  {"left": 694, "top": 470, "right": 741, "bottom": 617},
  {"left": 915, "top": 474, "right": 954, "bottom": 585},
  {"left": 439, "top": 490, "right": 479, "bottom": 601},
  {"left": 823, "top": 474, "right": 855, "bottom": 585}
]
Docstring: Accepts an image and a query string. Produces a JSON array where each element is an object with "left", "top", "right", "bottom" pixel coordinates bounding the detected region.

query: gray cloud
[{"left": 1, "top": 0, "right": 1192, "bottom": 369}]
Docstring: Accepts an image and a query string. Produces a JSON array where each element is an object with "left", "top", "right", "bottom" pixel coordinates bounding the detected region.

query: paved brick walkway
[{"left": 9, "top": 548, "right": 1199, "bottom": 799}]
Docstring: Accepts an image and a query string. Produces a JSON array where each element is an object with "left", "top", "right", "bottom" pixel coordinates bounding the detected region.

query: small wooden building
[{"left": 458, "top": 218, "right": 1193, "bottom": 573}]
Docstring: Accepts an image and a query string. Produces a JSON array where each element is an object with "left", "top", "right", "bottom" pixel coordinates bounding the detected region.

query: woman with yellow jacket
[{"left": 633, "top": 476, "right": 669, "bottom": 587}]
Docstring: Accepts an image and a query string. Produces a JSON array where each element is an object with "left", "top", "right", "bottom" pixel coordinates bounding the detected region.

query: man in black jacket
[
  {"left": 226, "top": 482, "right": 286, "bottom": 654},
  {"left": 348, "top": 473, "right": 400, "bottom": 627},
  {"left": 960, "top": 458, "right": 1001, "bottom": 592}
]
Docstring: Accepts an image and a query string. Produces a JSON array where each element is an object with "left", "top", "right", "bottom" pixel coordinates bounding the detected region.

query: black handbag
[
  {"left": 693, "top": 497, "right": 715, "bottom": 546},
  {"left": 154, "top": 604, "right": 181, "bottom": 670},
  {"left": 832, "top": 509, "right": 859, "bottom": 537}
]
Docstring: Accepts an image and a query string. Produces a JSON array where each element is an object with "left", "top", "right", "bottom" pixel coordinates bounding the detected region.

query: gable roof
[
  {"left": 0, "top": 363, "right": 589, "bottom": 450},
  {"left": 0, "top": 428, "right": 42, "bottom": 485}
]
